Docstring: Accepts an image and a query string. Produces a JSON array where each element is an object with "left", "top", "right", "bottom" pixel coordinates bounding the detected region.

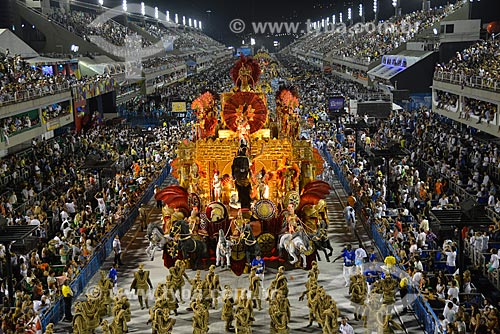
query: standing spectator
[
  {"left": 62, "top": 280, "right": 74, "bottom": 321},
  {"left": 113, "top": 235, "right": 123, "bottom": 266},
  {"left": 444, "top": 244, "right": 457, "bottom": 274},
  {"left": 443, "top": 301, "right": 457, "bottom": 323},
  {"left": 488, "top": 248, "right": 500, "bottom": 273}
]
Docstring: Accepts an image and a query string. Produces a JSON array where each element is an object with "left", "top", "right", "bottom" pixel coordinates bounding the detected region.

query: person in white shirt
[
  {"left": 339, "top": 317, "right": 354, "bottom": 334},
  {"left": 480, "top": 232, "right": 490, "bottom": 252},
  {"left": 443, "top": 301, "right": 457, "bottom": 323},
  {"left": 65, "top": 201, "right": 76, "bottom": 215},
  {"left": 447, "top": 280, "right": 459, "bottom": 302},
  {"left": 444, "top": 245, "right": 456, "bottom": 274},
  {"left": 354, "top": 245, "right": 367, "bottom": 272},
  {"left": 488, "top": 248, "right": 499, "bottom": 272}
]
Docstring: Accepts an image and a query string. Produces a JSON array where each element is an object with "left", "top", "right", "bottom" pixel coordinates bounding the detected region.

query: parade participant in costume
[
  {"left": 271, "top": 266, "right": 289, "bottom": 297},
  {"left": 189, "top": 270, "right": 204, "bottom": 301},
  {"left": 129, "top": 263, "right": 153, "bottom": 309},
  {"left": 232, "top": 145, "right": 252, "bottom": 210},
  {"left": 299, "top": 278, "right": 319, "bottom": 327},
  {"left": 269, "top": 296, "right": 289, "bottom": 334},
  {"left": 168, "top": 259, "right": 190, "bottom": 303},
  {"left": 234, "top": 293, "right": 253, "bottom": 334},
  {"left": 192, "top": 295, "right": 209, "bottom": 334},
  {"left": 205, "top": 265, "right": 222, "bottom": 309},
  {"left": 138, "top": 203, "right": 148, "bottom": 232},
  {"left": 235, "top": 289, "right": 254, "bottom": 330},
  {"left": 221, "top": 285, "right": 235, "bottom": 332},
  {"left": 349, "top": 273, "right": 368, "bottom": 321},
  {"left": 333, "top": 244, "right": 356, "bottom": 287},
  {"left": 249, "top": 268, "right": 263, "bottom": 311}
]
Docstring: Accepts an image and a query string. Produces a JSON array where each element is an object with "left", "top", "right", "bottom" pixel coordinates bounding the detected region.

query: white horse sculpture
[
  {"left": 216, "top": 229, "right": 232, "bottom": 268},
  {"left": 278, "top": 230, "right": 312, "bottom": 268},
  {"left": 146, "top": 221, "right": 167, "bottom": 261}
]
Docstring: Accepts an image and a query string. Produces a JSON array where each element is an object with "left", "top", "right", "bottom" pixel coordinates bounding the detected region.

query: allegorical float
[{"left": 151, "top": 52, "right": 332, "bottom": 275}]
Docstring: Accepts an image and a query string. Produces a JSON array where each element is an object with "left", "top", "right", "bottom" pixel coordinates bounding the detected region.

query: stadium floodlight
[
  {"left": 326, "top": 17, "right": 330, "bottom": 24},
  {"left": 339, "top": 12, "right": 343, "bottom": 23},
  {"left": 182, "top": 16, "right": 186, "bottom": 26},
  {"left": 175, "top": 13, "right": 179, "bottom": 24},
  {"left": 154, "top": 7, "right": 158, "bottom": 19},
  {"left": 392, "top": 0, "right": 397, "bottom": 7},
  {"left": 189, "top": 18, "right": 192, "bottom": 27},
  {"left": 140, "top": 2, "right": 145, "bottom": 15},
  {"left": 348, "top": 7, "right": 352, "bottom": 20},
  {"left": 98, "top": 0, "right": 103, "bottom": 6},
  {"left": 359, "top": 4, "right": 363, "bottom": 17},
  {"left": 122, "top": 0, "right": 127, "bottom": 12},
  {"left": 373, "top": 0, "right": 377, "bottom": 13},
  {"left": 166, "top": 10, "right": 170, "bottom": 22},
  {"left": 321, "top": 19, "right": 325, "bottom": 27},
  {"left": 194, "top": 19, "right": 197, "bottom": 29},
  {"left": 199, "top": 21, "right": 202, "bottom": 30},
  {"left": 333, "top": 14, "right": 336, "bottom": 24},
  {"left": 250, "top": 38, "right": 255, "bottom": 46}
]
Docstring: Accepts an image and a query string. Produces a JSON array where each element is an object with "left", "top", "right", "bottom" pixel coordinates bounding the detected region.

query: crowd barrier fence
[{"left": 40, "top": 166, "right": 170, "bottom": 329}]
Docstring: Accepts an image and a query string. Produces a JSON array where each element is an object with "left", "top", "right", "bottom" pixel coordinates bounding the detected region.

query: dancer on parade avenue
[{"left": 130, "top": 263, "right": 154, "bottom": 309}]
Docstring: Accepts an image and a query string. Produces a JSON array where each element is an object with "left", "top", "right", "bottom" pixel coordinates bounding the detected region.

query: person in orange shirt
[
  {"left": 347, "top": 193, "right": 357, "bottom": 208},
  {"left": 419, "top": 185, "right": 428, "bottom": 201},
  {"left": 435, "top": 179, "right": 443, "bottom": 199}
]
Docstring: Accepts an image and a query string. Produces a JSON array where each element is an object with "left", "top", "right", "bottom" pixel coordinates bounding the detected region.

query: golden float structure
[{"left": 157, "top": 52, "right": 330, "bottom": 274}]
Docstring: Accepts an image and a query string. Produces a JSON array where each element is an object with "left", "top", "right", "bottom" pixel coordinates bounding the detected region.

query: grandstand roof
[{"left": 0, "top": 29, "right": 39, "bottom": 58}]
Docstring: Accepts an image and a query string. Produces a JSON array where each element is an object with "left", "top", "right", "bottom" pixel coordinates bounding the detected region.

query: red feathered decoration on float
[
  {"left": 296, "top": 180, "right": 332, "bottom": 212},
  {"left": 222, "top": 92, "right": 268, "bottom": 134},
  {"left": 154, "top": 185, "right": 190, "bottom": 216},
  {"left": 229, "top": 54, "right": 261, "bottom": 89},
  {"left": 191, "top": 90, "right": 219, "bottom": 139}
]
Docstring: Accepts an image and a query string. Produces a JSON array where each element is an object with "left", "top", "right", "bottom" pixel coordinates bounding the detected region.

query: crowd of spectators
[
  {"left": 0, "top": 121, "right": 191, "bottom": 332},
  {"left": 0, "top": 54, "right": 72, "bottom": 105},
  {"left": 49, "top": 8, "right": 132, "bottom": 47},
  {"left": 463, "top": 97, "right": 497, "bottom": 125},
  {"left": 0, "top": 51, "right": 116, "bottom": 106},
  {"left": 41, "top": 103, "right": 71, "bottom": 123},
  {"left": 138, "top": 21, "right": 224, "bottom": 50},
  {"left": 435, "top": 39, "right": 500, "bottom": 90},
  {"left": 435, "top": 90, "right": 459, "bottom": 111},
  {"left": 0, "top": 112, "right": 40, "bottom": 143},
  {"left": 290, "top": 2, "right": 462, "bottom": 64},
  {"left": 277, "top": 53, "right": 500, "bottom": 333}
]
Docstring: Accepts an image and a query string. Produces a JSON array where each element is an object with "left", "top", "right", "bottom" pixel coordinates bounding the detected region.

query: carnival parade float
[{"left": 153, "top": 52, "right": 331, "bottom": 275}]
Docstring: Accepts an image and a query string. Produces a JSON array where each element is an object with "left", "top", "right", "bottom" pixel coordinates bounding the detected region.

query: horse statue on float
[
  {"left": 170, "top": 218, "right": 207, "bottom": 270},
  {"left": 216, "top": 229, "right": 232, "bottom": 268},
  {"left": 278, "top": 228, "right": 313, "bottom": 268},
  {"left": 146, "top": 221, "right": 168, "bottom": 261}
]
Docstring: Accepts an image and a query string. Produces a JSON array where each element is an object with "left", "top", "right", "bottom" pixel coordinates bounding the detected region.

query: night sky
[{"left": 103, "top": 0, "right": 499, "bottom": 49}]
